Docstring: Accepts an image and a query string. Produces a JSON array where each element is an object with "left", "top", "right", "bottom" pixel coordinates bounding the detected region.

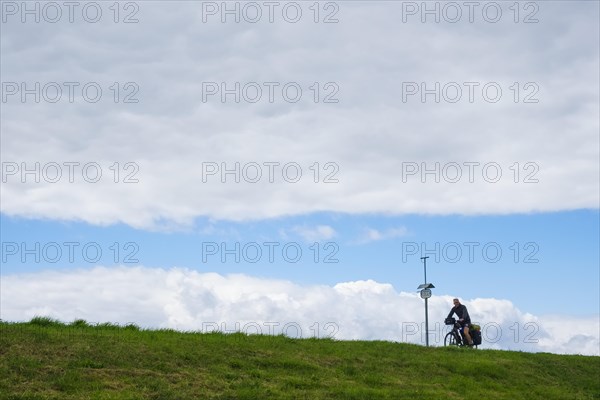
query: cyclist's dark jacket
[{"left": 447, "top": 304, "right": 471, "bottom": 325}]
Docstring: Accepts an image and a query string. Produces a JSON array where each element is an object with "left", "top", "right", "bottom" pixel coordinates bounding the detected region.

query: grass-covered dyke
[{"left": 1, "top": 317, "right": 598, "bottom": 399}]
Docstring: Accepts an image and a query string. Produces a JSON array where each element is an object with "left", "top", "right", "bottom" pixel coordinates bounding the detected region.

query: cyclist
[{"left": 447, "top": 298, "right": 473, "bottom": 346}]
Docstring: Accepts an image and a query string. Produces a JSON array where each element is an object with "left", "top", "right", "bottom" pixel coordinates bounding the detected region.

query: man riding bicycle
[{"left": 447, "top": 298, "right": 473, "bottom": 346}]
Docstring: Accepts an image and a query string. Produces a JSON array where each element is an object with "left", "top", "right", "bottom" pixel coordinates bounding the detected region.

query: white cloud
[
  {"left": 0, "top": 2, "right": 598, "bottom": 229},
  {"left": 290, "top": 225, "right": 337, "bottom": 242},
  {"left": 1, "top": 266, "right": 597, "bottom": 356},
  {"left": 355, "top": 227, "right": 409, "bottom": 244}
]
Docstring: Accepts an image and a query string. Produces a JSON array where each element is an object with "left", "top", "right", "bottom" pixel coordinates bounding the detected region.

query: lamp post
[{"left": 417, "top": 256, "right": 434, "bottom": 347}]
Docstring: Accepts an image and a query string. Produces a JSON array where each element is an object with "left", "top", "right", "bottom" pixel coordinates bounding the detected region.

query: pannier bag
[{"left": 470, "top": 324, "right": 482, "bottom": 345}]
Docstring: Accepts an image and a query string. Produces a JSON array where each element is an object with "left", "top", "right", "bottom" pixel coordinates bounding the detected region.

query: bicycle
[{"left": 444, "top": 317, "right": 479, "bottom": 348}]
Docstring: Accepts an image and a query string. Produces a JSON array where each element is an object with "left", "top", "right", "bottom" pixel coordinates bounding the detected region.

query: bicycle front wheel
[{"left": 444, "top": 331, "right": 459, "bottom": 346}]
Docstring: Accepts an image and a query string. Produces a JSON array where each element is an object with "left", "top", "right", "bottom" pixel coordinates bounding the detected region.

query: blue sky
[
  {"left": 1, "top": 1, "right": 599, "bottom": 354},
  {"left": 2, "top": 210, "right": 598, "bottom": 316}
]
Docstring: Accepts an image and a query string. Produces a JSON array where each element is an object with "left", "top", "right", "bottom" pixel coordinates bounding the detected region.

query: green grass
[{"left": 1, "top": 318, "right": 598, "bottom": 399}]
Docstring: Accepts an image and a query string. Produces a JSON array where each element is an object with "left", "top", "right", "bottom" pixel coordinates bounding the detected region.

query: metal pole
[
  {"left": 421, "top": 256, "right": 429, "bottom": 347},
  {"left": 425, "top": 297, "right": 429, "bottom": 347}
]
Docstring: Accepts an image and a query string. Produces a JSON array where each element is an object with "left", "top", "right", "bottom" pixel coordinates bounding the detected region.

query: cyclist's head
[{"left": 453, "top": 298, "right": 460, "bottom": 306}]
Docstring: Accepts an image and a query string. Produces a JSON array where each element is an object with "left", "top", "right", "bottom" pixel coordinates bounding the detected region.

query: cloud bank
[
  {"left": 1, "top": 2, "right": 598, "bottom": 229},
  {"left": 1, "top": 266, "right": 597, "bottom": 356}
]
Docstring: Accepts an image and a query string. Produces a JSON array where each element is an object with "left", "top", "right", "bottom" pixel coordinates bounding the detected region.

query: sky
[{"left": 1, "top": 1, "right": 599, "bottom": 355}]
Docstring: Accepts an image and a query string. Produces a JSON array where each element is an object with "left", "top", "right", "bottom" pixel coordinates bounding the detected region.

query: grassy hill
[{"left": 1, "top": 318, "right": 598, "bottom": 400}]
